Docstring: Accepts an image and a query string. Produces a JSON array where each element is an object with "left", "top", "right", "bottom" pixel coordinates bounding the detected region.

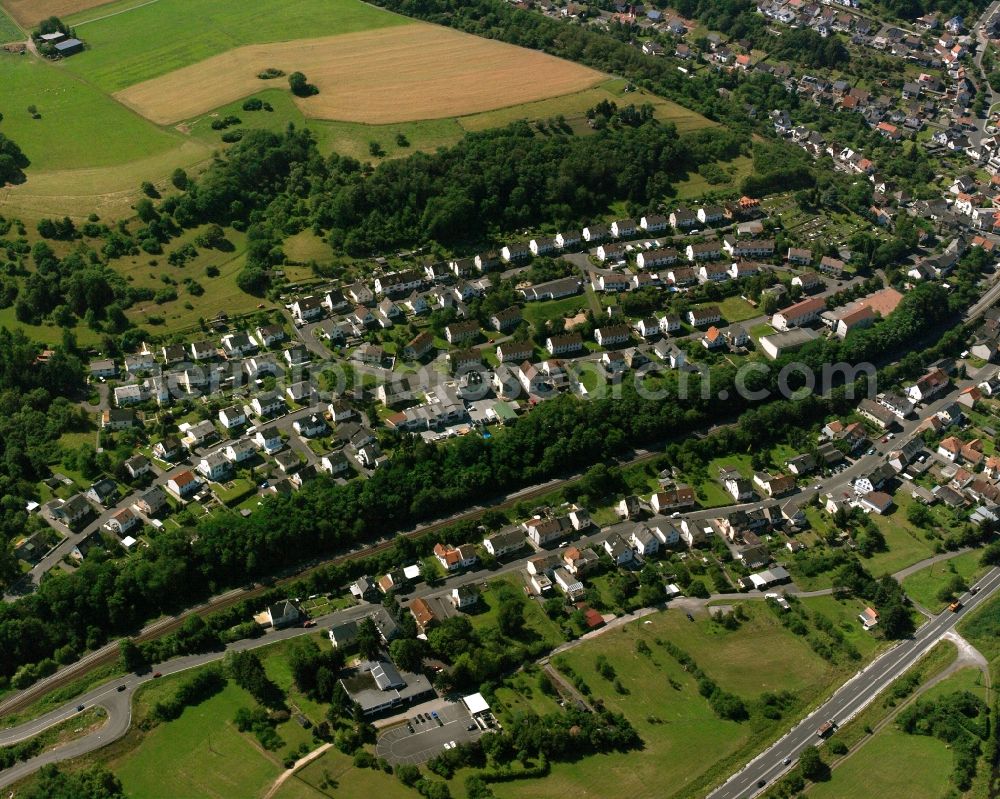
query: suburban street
[
  {"left": 708, "top": 566, "right": 1000, "bottom": 799},
  {"left": 0, "top": 538, "right": 986, "bottom": 790}
]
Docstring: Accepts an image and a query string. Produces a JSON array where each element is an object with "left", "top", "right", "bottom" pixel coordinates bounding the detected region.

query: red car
[
  {"left": 152, "top": 672, "right": 162, "bottom": 679},
  {"left": 303, "top": 620, "right": 316, "bottom": 628}
]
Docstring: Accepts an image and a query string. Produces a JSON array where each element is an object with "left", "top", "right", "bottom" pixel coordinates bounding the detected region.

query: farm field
[
  {"left": 115, "top": 25, "right": 605, "bottom": 125},
  {"left": 0, "top": 55, "right": 185, "bottom": 171},
  {"left": 495, "top": 602, "right": 853, "bottom": 799},
  {"left": 0, "top": 4, "right": 21, "bottom": 40},
  {"left": 2, "top": 0, "right": 109, "bottom": 27},
  {"left": 63, "top": 0, "right": 413, "bottom": 92}
]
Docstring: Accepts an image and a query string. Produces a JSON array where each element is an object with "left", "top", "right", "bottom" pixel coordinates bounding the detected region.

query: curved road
[
  {"left": 0, "top": 544, "right": 983, "bottom": 789},
  {"left": 708, "top": 566, "right": 1000, "bottom": 799}
]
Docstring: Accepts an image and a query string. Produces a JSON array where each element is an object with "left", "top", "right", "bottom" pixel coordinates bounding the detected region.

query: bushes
[
  {"left": 661, "top": 640, "right": 747, "bottom": 721},
  {"left": 150, "top": 666, "right": 226, "bottom": 722},
  {"left": 288, "top": 71, "right": 319, "bottom": 97},
  {"left": 897, "top": 690, "right": 989, "bottom": 791},
  {"left": 210, "top": 115, "right": 242, "bottom": 131}
]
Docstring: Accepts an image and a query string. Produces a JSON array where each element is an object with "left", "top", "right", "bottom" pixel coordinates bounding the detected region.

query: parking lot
[{"left": 375, "top": 702, "right": 484, "bottom": 765}]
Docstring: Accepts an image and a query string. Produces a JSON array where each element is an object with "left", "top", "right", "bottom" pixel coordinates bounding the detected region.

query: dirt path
[{"left": 262, "top": 742, "right": 332, "bottom": 799}]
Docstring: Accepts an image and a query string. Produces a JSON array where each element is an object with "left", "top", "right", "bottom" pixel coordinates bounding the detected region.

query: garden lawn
[
  {"left": 113, "top": 682, "right": 282, "bottom": 799},
  {"left": 806, "top": 727, "right": 953, "bottom": 799},
  {"left": 863, "top": 499, "right": 936, "bottom": 577},
  {"left": 497, "top": 603, "right": 850, "bottom": 799},
  {"left": 717, "top": 296, "right": 759, "bottom": 323},
  {"left": 522, "top": 295, "right": 590, "bottom": 329},
  {"left": 901, "top": 549, "right": 989, "bottom": 612},
  {"left": 468, "top": 575, "right": 566, "bottom": 649}
]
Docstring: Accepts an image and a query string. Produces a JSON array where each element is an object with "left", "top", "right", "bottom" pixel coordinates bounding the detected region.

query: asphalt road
[{"left": 708, "top": 566, "right": 1000, "bottom": 799}]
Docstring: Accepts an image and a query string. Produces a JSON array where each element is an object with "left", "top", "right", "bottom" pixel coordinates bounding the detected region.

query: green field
[
  {"left": 0, "top": 54, "right": 184, "bottom": 171},
  {"left": 673, "top": 155, "right": 755, "bottom": 200},
  {"left": 862, "top": 495, "right": 937, "bottom": 576},
  {"left": 469, "top": 576, "right": 566, "bottom": 648},
  {"left": 716, "top": 296, "right": 760, "bottom": 323},
  {"left": 185, "top": 87, "right": 466, "bottom": 163},
  {"left": 458, "top": 78, "right": 714, "bottom": 135},
  {"left": 902, "top": 550, "right": 988, "bottom": 612},
  {"left": 522, "top": 294, "right": 590, "bottom": 329},
  {"left": 113, "top": 682, "right": 283, "bottom": 799},
  {"left": 273, "top": 747, "right": 415, "bottom": 799},
  {"left": 808, "top": 664, "right": 985, "bottom": 799},
  {"left": 64, "top": 0, "right": 412, "bottom": 92},
  {"left": 806, "top": 726, "right": 953, "bottom": 799},
  {"left": 496, "top": 603, "right": 853, "bottom": 799},
  {"left": 0, "top": 5, "right": 20, "bottom": 42}
]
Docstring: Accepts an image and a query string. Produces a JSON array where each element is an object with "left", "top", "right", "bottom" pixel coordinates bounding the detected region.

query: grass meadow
[
  {"left": 0, "top": 4, "right": 21, "bottom": 40},
  {"left": 113, "top": 682, "right": 283, "bottom": 799},
  {"left": 0, "top": 55, "right": 182, "bottom": 171},
  {"left": 902, "top": 549, "right": 989, "bottom": 612},
  {"left": 495, "top": 602, "right": 856, "bottom": 799}
]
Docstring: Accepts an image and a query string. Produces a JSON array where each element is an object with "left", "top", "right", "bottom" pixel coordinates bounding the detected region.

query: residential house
[
  {"left": 320, "top": 450, "right": 350, "bottom": 476},
  {"left": 546, "top": 333, "right": 583, "bottom": 356},
  {"left": 496, "top": 342, "right": 534, "bottom": 363},
  {"left": 553, "top": 568, "right": 585, "bottom": 600},
  {"left": 772, "top": 297, "right": 825, "bottom": 330},
  {"left": 483, "top": 528, "right": 526, "bottom": 558},
  {"left": 688, "top": 306, "right": 722, "bottom": 326},
  {"left": 603, "top": 534, "right": 635, "bottom": 565},
  {"left": 906, "top": 368, "right": 949, "bottom": 403},
  {"left": 133, "top": 485, "right": 168, "bottom": 516},
  {"left": 433, "top": 542, "right": 478, "bottom": 572},
  {"left": 218, "top": 406, "right": 246, "bottom": 430},
  {"left": 595, "top": 325, "right": 631, "bottom": 348},
  {"left": 166, "top": 470, "right": 200, "bottom": 499},
  {"left": 105, "top": 507, "right": 140, "bottom": 537},
  {"left": 490, "top": 307, "right": 522, "bottom": 332},
  {"left": 86, "top": 478, "right": 118, "bottom": 507},
  {"left": 197, "top": 452, "right": 231, "bottom": 481},
  {"left": 292, "top": 296, "right": 324, "bottom": 324},
  {"left": 629, "top": 524, "right": 660, "bottom": 557},
  {"left": 403, "top": 331, "right": 435, "bottom": 361}
]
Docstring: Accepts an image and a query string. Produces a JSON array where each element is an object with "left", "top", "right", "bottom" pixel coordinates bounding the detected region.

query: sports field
[{"left": 116, "top": 25, "right": 604, "bottom": 125}]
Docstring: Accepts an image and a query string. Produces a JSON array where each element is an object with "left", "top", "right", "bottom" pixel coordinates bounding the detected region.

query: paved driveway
[{"left": 375, "top": 703, "right": 482, "bottom": 765}]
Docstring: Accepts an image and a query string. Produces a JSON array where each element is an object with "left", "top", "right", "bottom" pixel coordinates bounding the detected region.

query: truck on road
[{"left": 816, "top": 720, "right": 837, "bottom": 738}]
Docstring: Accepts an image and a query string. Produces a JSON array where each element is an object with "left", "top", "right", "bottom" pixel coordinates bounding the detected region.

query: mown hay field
[
  {"left": 114, "top": 24, "right": 605, "bottom": 125},
  {"left": 1, "top": 0, "right": 108, "bottom": 27}
]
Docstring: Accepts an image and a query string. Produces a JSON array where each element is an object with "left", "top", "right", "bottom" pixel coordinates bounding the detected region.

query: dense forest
[
  {"left": 0, "top": 279, "right": 966, "bottom": 684},
  {"left": 164, "top": 120, "right": 748, "bottom": 287},
  {"left": 0, "top": 331, "right": 86, "bottom": 589}
]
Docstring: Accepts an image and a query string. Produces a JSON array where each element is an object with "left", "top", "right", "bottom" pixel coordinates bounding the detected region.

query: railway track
[{"left": 1, "top": 449, "right": 661, "bottom": 718}]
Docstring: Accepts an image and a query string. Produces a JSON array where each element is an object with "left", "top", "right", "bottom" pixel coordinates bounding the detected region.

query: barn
[{"left": 54, "top": 38, "right": 84, "bottom": 57}]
